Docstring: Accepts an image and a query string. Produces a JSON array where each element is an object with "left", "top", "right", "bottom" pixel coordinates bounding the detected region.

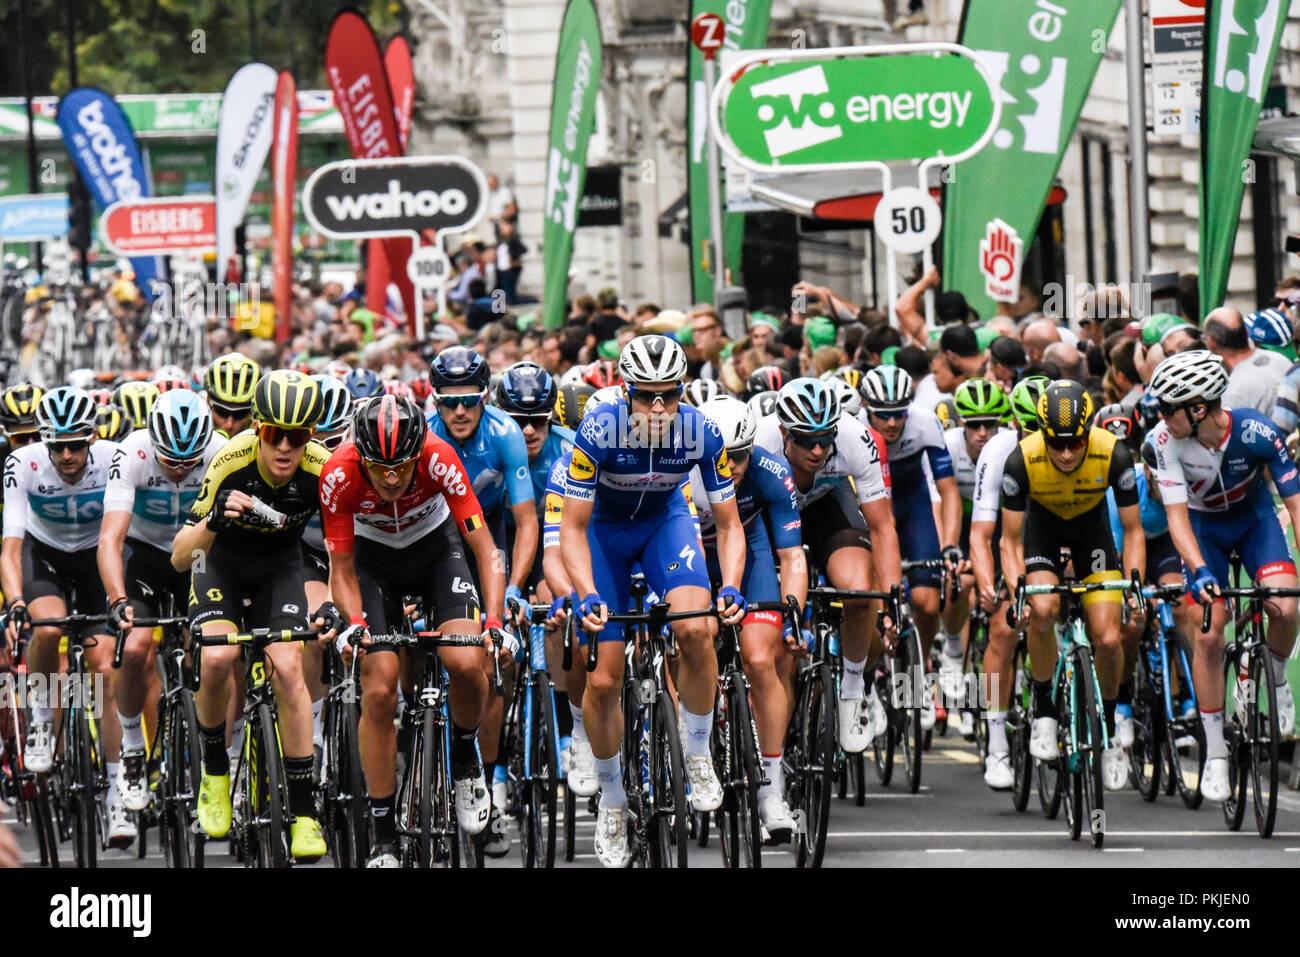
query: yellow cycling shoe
[
  {"left": 290, "top": 816, "right": 328, "bottom": 861},
  {"left": 197, "top": 773, "right": 232, "bottom": 839}
]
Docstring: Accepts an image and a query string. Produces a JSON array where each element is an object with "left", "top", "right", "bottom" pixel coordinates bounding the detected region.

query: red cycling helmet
[
  {"left": 352, "top": 395, "right": 426, "bottom": 466},
  {"left": 582, "top": 360, "right": 622, "bottom": 390}
]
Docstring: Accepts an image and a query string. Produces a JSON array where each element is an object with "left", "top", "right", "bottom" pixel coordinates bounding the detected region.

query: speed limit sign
[
  {"left": 873, "top": 186, "right": 942, "bottom": 255},
  {"left": 406, "top": 245, "right": 452, "bottom": 289}
]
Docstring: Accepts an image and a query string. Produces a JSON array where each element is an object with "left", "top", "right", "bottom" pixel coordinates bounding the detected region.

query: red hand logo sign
[{"left": 979, "top": 218, "right": 1022, "bottom": 303}]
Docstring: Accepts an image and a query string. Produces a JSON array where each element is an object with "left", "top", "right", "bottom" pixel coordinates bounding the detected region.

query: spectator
[
  {"left": 494, "top": 219, "right": 527, "bottom": 304},
  {"left": 988, "top": 336, "right": 1027, "bottom": 391},
  {"left": 686, "top": 306, "right": 727, "bottom": 380},
  {"left": 893, "top": 344, "right": 931, "bottom": 383},
  {"left": 859, "top": 323, "right": 903, "bottom": 368},
  {"left": 541, "top": 325, "right": 584, "bottom": 377},
  {"left": 587, "top": 288, "right": 628, "bottom": 344},
  {"left": 486, "top": 173, "right": 517, "bottom": 229},
  {"left": 1109, "top": 338, "right": 1144, "bottom": 411},
  {"left": 938, "top": 323, "right": 986, "bottom": 379},
  {"left": 633, "top": 302, "right": 661, "bottom": 325},
  {"left": 1204, "top": 306, "right": 1293, "bottom": 414},
  {"left": 1022, "top": 318, "right": 1062, "bottom": 364}
]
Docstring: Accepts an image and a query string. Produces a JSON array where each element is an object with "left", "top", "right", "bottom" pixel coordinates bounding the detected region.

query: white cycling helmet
[
  {"left": 683, "top": 379, "right": 723, "bottom": 407},
  {"left": 775, "top": 378, "right": 841, "bottom": 434},
  {"left": 747, "top": 390, "right": 779, "bottom": 420},
  {"left": 862, "top": 366, "right": 914, "bottom": 411},
  {"left": 558, "top": 364, "right": 588, "bottom": 389},
  {"left": 618, "top": 335, "right": 687, "bottom": 386},
  {"left": 588, "top": 385, "right": 623, "bottom": 409},
  {"left": 699, "top": 395, "right": 756, "bottom": 451},
  {"left": 829, "top": 377, "right": 862, "bottom": 418},
  {"left": 1146, "top": 349, "right": 1229, "bottom": 405},
  {"left": 67, "top": 368, "right": 98, "bottom": 392}
]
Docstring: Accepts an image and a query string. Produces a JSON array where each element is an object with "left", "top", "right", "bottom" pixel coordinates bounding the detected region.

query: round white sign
[
  {"left": 406, "top": 245, "right": 452, "bottom": 289},
  {"left": 873, "top": 187, "right": 942, "bottom": 255}
]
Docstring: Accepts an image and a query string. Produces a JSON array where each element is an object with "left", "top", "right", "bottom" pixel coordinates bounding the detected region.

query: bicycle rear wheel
[
  {"left": 1009, "top": 646, "right": 1033, "bottom": 812},
  {"left": 718, "top": 672, "right": 761, "bottom": 868},
  {"left": 248, "top": 704, "right": 289, "bottom": 868},
  {"left": 1222, "top": 648, "right": 1248, "bottom": 832},
  {"left": 1247, "top": 645, "right": 1280, "bottom": 838},
  {"left": 1164, "top": 639, "right": 1204, "bottom": 810},
  {"left": 1129, "top": 649, "right": 1162, "bottom": 802},
  {"left": 525, "top": 678, "right": 558, "bottom": 867},
  {"left": 794, "top": 661, "right": 834, "bottom": 868},
  {"left": 901, "top": 635, "right": 923, "bottom": 794},
  {"left": 417, "top": 707, "right": 436, "bottom": 867},
  {"left": 66, "top": 703, "right": 98, "bottom": 869},
  {"left": 1073, "top": 649, "right": 1105, "bottom": 848},
  {"left": 648, "top": 691, "right": 689, "bottom": 868},
  {"left": 871, "top": 667, "right": 895, "bottom": 785}
]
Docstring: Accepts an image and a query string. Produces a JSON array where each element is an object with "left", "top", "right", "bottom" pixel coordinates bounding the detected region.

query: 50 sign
[{"left": 873, "top": 186, "right": 941, "bottom": 255}]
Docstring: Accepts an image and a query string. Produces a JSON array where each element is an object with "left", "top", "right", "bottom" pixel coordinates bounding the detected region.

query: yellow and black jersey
[
  {"left": 186, "top": 430, "right": 329, "bottom": 551},
  {"left": 1000, "top": 427, "right": 1138, "bottom": 521}
]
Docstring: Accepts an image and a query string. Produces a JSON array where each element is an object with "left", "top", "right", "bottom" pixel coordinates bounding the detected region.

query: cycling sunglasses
[
  {"left": 209, "top": 402, "right": 251, "bottom": 420},
  {"left": 258, "top": 424, "right": 313, "bottom": 448},
  {"left": 363, "top": 457, "right": 418, "bottom": 480},
  {"left": 627, "top": 385, "right": 683, "bottom": 408},
  {"left": 789, "top": 431, "right": 836, "bottom": 451},
  {"left": 47, "top": 438, "right": 89, "bottom": 454},
  {"left": 964, "top": 419, "right": 1001, "bottom": 433},
  {"left": 1044, "top": 434, "right": 1087, "bottom": 452},
  {"left": 869, "top": 408, "right": 908, "bottom": 421},
  {"left": 728, "top": 445, "right": 753, "bottom": 466},
  {"left": 156, "top": 451, "right": 204, "bottom": 470},
  {"left": 6, "top": 430, "right": 39, "bottom": 447},
  {"left": 436, "top": 390, "right": 487, "bottom": 410},
  {"left": 509, "top": 412, "right": 552, "bottom": 431},
  {"left": 317, "top": 429, "right": 348, "bottom": 451}
]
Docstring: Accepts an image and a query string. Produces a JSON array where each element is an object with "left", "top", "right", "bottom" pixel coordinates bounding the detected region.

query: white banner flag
[{"left": 215, "top": 63, "right": 277, "bottom": 278}]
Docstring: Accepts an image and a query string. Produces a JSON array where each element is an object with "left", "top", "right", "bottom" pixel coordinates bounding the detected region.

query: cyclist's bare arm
[
  {"left": 508, "top": 500, "right": 538, "bottom": 592},
  {"left": 860, "top": 498, "right": 902, "bottom": 590},
  {"left": 1117, "top": 502, "right": 1145, "bottom": 581},
  {"left": 559, "top": 495, "right": 598, "bottom": 602},
  {"left": 1162, "top": 501, "right": 1208, "bottom": 575},
  {"left": 327, "top": 549, "right": 364, "bottom": 624},
  {"left": 0, "top": 536, "right": 22, "bottom": 609},
  {"left": 97, "top": 511, "right": 132, "bottom": 611},
  {"left": 999, "top": 508, "right": 1026, "bottom": 586},
  {"left": 464, "top": 523, "right": 505, "bottom": 623},
  {"left": 712, "top": 497, "right": 747, "bottom": 593}
]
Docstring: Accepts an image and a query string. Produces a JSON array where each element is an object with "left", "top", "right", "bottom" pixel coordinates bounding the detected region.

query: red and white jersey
[{"left": 319, "top": 433, "right": 487, "bottom": 552}]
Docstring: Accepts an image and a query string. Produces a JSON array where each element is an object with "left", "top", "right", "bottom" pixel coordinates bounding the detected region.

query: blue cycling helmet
[
  {"left": 430, "top": 345, "right": 490, "bottom": 391},
  {"left": 1135, "top": 389, "right": 1161, "bottom": 434},
  {"left": 344, "top": 368, "right": 383, "bottom": 401},
  {"left": 774, "top": 377, "right": 840, "bottom": 434},
  {"left": 1246, "top": 308, "right": 1292, "bottom": 351},
  {"left": 314, "top": 375, "right": 355, "bottom": 433},
  {"left": 861, "top": 366, "right": 915, "bottom": 411},
  {"left": 148, "top": 390, "right": 213, "bottom": 461},
  {"left": 495, "top": 361, "right": 557, "bottom": 415},
  {"left": 35, "top": 386, "right": 98, "bottom": 440}
]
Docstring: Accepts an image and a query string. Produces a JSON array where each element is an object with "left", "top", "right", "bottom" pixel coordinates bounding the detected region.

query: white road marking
[
  {"left": 826, "top": 829, "right": 1300, "bottom": 838},
  {"left": 1103, "top": 847, "right": 1143, "bottom": 852},
  {"left": 924, "top": 848, "right": 965, "bottom": 853}
]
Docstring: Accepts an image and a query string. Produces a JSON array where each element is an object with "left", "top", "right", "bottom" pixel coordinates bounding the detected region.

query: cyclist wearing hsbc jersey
[
  {"left": 1, "top": 388, "right": 130, "bottom": 841},
  {"left": 98, "top": 391, "right": 223, "bottom": 813},
  {"left": 320, "top": 395, "right": 507, "bottom": 867},
  {"left": 1146, "top": 350, "right": 1300, "bottom": 802},
  {"left": 753, "top": 377, "right": 901, "bottom": 757},
  {"left": 690, "top": 395, "right": 807, "bottom": 843},
  {"left": 562, "top": 335, "right": 747, "bottom": 869}
]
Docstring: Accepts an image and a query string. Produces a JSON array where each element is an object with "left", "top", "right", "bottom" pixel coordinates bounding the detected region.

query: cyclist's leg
[
  {"left": 474, "top": 511, "right": 510, "bottom": 788},
  {"left": 1240, "top": 497, "right": 1298, "bottom": 731},
  {"left": 114, "top": 544, "right": 166, "bottom": 790},
  {"left": 735, "top": 534, "right": 793, "bottom": 754},
  {"left": 1187, "top": 511, "right": 1232, "bottom": 711},
  {"left": 896, "top": 488, "right": 943, "bottom": 659},
  {"left": 19, "top": 538, "right": 69, "bottom": 718},
  {"left": 805, "top": 484, "right": 879, "bottom": 673},
  {"left": 581, "top": 518, "right": 634, "bottom": 787}
]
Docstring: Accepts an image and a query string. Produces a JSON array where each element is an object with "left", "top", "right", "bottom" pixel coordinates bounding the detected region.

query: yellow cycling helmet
[
  {"left": 113, "top": 381, "right": 161, "bottom": 431},
  {"left": 0, "top": 383, "right": 43, "bottom": 433},
  {"left": 253, "top": 370, "right": 322, "bottom": 429},
  {"left": 204, "top": 352, "right": 260, "bottom": 408}
]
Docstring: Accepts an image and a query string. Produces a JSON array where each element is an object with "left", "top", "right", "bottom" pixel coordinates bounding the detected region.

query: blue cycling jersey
[
  {"left": 527, "top": 424, "right": 575, "bottom": 516},
  {"left": 689, "top": 443, "right": 801, "bottom": 551},
  {"left": 428, "top": 404, "right": 533, "bottom": 517}
]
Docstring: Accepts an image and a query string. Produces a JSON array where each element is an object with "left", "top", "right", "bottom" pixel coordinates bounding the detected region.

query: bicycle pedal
[{"left": 789, "top": 808, "right": 807, "bottom": 836}]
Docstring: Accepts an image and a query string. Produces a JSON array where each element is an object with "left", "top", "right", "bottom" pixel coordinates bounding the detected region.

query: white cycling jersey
[
  {"left": 971, "top": 428, "right": 1021, "bottom": 524},
  {"left": 945, "top": 427, "right": 978, "bottom": 501},
  {"left": 102, "top": 429, "right": 225, "bottom": 552},
  {"left": 3, "top": 439, "right": 121, "bottom": 551},
  {"left": 754, "top": 413, "right": 889, "bottom": 509}
]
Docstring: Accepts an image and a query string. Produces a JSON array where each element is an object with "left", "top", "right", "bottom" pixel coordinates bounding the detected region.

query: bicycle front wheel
[
  {"left": 718, "top": 672, "right": 761, "bottom": 868},
  {"left": 1222, "top": 649, "right": 1249, "bottom": 831},
  {"left": 794, "top": 661, "right": 834, "bottom": 868},
  {"left": 1164, "top": 638, "right": 1204, "bottom": 810},
  {"left": 165, "top": 689, "right": 205, "bottom": 868},
  {"left": 871, "top": 666, "right": 895, "bottom": 785},
  {"left": 1009, "top": 646, "right": 1034, "bottom": 812},
  {"left": 648, "top": 691, "right": 689, "bottom": 868},
  {"left": 1074, "top": 649, "right": 1105, "bottom": 848},
  {"left": 1247, "top": 646, "right": 1280, "bottom": 838},
  {"left": 248, "top": 703, "right": 289, "bottom": 868},
  {"left": 66, "top": 703, "right": 98, "bottom": 869},
  {"left": 1129, "top": 647, "right": 1162, "bottom": 802},
  {"left": 901, "top": 636, "right": 923, "bottom": 794},
  {"left": 525, "top": 678, "right": 559, "bottom": 867},
  {"left": 329, "top": 696, "right": 370, "bottom": 868}
]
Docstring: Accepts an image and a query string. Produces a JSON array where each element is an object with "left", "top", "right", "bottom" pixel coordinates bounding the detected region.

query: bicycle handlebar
[
  {"left": 1007, "top": 575, "right": 1143, "bottom": 630},
  {"left": 1195, "top": 584, "right": 1300, "bottom": 634},
  {"left": 367, "top": 630, "right": 500, "bottom": 691}
]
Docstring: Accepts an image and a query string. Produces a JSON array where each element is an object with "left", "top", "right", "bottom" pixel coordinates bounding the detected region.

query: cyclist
[
  {"left": 554, "top": 383, "right": 595, "bottom": 431},
  {"left": 0, "top": 384, "right": 43, "bottom": 462},
  {"left": 582, "top": 359, "right": 621, "bottom": 390},
  {"left": 862, "top": 365, "right": 963, "bottom": 730},
  {"left": 113, "top": 381, "right": 160, "bottom": 433},
  {"left": 1145, "top": 350, "right": 1300, "bottom": 802},
  {"left": 969, "top": 376, "right": 1049, "bottom": 790},
  {"left": 344, "top": 368, "right": 383, "bottom": 403},
  {"left": 562, "top": 335, "right": 746, "bottom": 868},
  {"left": 683, "top": 378, "right": 722, "bottom": 408},
  {"left": 692, "top": 395, "right": 807, "bottom": 842},
  {"left": 171, "top": 370, "right": 333, "bottom": 860},
  {"left": 320, "top": 395, "right": 508, "bottom": 868},
  {"left": 427, "top": 345, "right": 537, "bottom": 855},
  {"left": 1002, "top": 380, "right": 1145, "bottom": 792},
  {"left": 1, "top": 387, "right": 132, "bottom": 841},
  {"left": 745, "top": 366, "right": 787, "bottom": 400},
  {"left": 99, "top": 390, "right": 223, "bottom": 811},
  {"left": 204, "top": 352, "right": 259, "bottom": 440},
  {"left": 95, "top": 404, "right": 130, "bottom": 442},
  {"left": 754, "top": 377, "right": 901, "bottom": 754}
]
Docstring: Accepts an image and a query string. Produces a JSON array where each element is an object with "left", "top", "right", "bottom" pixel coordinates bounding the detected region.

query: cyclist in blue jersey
[
  {"left": 862, "top": 366, "right": 964, "bottom": 731},
  {"left": 561, "top": 335, "right": 748, "bottom": 869},
  {"left": 691, "top": 396, "right": 807, "bottom": 843},
  {"left": 428, "top": 345, "right": 538, "bottom": 856},
  {"left": 1146, "top": 350, "right": 1300, "bottom": 802}
]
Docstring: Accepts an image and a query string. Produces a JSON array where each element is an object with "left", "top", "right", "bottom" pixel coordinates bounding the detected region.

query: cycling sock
[
  {"left": 118, "top": 710, "right": 146, "bottom": 752},
  {"left": 841, "top": 655, "right": 867, "bottom": 701},
  {"left": 1116, "top": 680, "right": 1132, "bottom": 706},
  {"left": 33, "top": 705, "right": 55, "bottom": 726},
  {"left": 570, "top": 702, "right": 588, "bottom": 743},
  {"left": 942, "top": 633, "right": 963, "bottom": 659},
  {"left": 449, "top": 722, "right": 480, "bottom": 777},
  {"left": 106, "top": 762, "right": 120, "bottom": 806},
  {"left": 1103, "top": 699, "right": 1116, "bottom": 739},
  {"left": 680, "top": 706, "right": 712, "bottom": 757},
  {"left": 1269, "top": 650, "right": 1290, "bottom": 683},
  {"left": 284, "top": 755, "right": 315, "bottom": 818},
  {"left": 1200, "top": 709, "right": 1227, "bottom": 761},
  {"left": 594, "top": 754, "right": 625, "bottom": 808},
  {"left": 555, "top": 691, "right": 573, "bottom": 736},
  {"left": 986, "top": 710, "right": 1008, "bottom": 754},
  {"left": 311, "top": 698, "right": 324, "bottom": 751},
  {"left": 760, "top": 752, "right": 783, "bottom": 794},
  {"left": 483, "top": 759, "right": 496, "bottom": 786},
  {"left": 199, "top": 721, "right": 229, "bottom": 775},
  {"left": 1031, "top": 680, "right": 1056, "bottom": 720},
  {"left": 369, "top": 793, "right": 397, "bottom": 844}
]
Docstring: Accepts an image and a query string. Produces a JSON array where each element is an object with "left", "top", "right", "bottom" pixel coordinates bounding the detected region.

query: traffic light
[{"left": 67, "top": 178, "right": 92, "bottom": 256}]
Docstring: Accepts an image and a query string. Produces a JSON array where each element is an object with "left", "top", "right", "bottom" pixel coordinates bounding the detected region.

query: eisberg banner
[
  {"left": 56, "top": 87, "right": 160, "bottom": 294},
  {"left": 272, "top": 70, "right": 298, "bottom": 344},
  {"left": 215, "top": 63, "right": 277, "bottom": 281}
]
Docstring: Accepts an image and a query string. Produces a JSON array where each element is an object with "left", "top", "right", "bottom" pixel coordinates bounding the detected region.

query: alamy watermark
[
  {"left": 148, "top": 277, "right": 262, "bottom": 329},
  {"left": 1039, "top": 276, "right": 1155, "bottom": 323},
  {"left": 1, "top": 670, "right": 103, "bottom": 717},
  {"left": 889, "top": 666, "right": 999, "bottom": 713}
]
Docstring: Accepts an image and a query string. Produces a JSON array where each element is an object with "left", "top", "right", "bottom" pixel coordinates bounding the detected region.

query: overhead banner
[
  {"left": 56, "top": 87, "right": 160, "bottom": 295},
  {"left": 942, "top": 0, "right": 1122, "bottom": 318},
  {"left": 325, "top": 10, "right": 417, "bottom": 331},
  {"left": 215, "top": 63, "right": 277, "bottom": 281},
  {"left": 272, "top": 70, "right": 298, "bottom": 345},
  {"left": 687, "top": 0, "right": 770, "bottom": 303},
  {"left": 0, "top": 193, "right": 69, "bottom": 241},
  {"left": 1199, "top": 0, "right": 1287, "bottom": 316},
  {"left": 542, "top": 0, "right": 603, "bottom": 331}
]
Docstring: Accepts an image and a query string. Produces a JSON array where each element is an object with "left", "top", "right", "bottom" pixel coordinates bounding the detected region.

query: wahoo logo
[
  {"left": 975, "top": 49, "right": 1066, "bottom": 156},
  {"left": 49, "top": 887, "right": 151, "bottom": 937},
  {"left": 302, "top": 157, "right": 486, "bottom": 239},
  {"left": 74, "top": 99, "right": 143, "bottom": 200},
  {"left": 1212, "top": 0, "right": 1283, "bottom": 102},
  {"left": 323, "top": 182, "right": 469, "bottom": 222}
]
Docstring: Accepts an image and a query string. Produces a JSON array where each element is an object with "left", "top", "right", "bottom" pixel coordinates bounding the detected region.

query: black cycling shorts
[
  {"left": 124, "top": 539, "right": 190, "bottom": 618},
  {"left": 800, "top": 482, "right": 872, "bottom": 575},
  {"left": 1021, "top": 501, "right": 1119, "bottom": 579},
  {"left": 188, "top": 541, "right": 310, "bottom": 634},
  {"left": 301, "top": 542, "right": 329, "bottom": 585},
  {"left": 1146, "top": 531, "right": 1183, "bottom": 582},
  {"left": 21, "top": 537, "right": 108, "bottom": 639},
  {"left": 354, "top": 517, "right": 481, "bottom": 652}
]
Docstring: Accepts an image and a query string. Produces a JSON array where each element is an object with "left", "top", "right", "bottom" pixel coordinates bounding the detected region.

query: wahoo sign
[{"left": 302, "top": 156, "right": 487, "bottom": 239}]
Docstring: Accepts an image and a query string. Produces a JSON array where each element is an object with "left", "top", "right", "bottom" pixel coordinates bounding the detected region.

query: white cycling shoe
[
  {"left": 684, "top": 754, "right": 723, "bottom": 812},
  {"left": 919, "top": 691, "right": 936, "bottom": 732},
  {"left": 1201, "top": 757, "right": 1232, "bottom": 803},
  {"left": 938, "top": 651, "right": 965, "bottom": 700},
  {"left": 1115, "top": 711, "right": 1136, "bottom": 749},
  {"left": 567, "top": 738, "right": 599, "bottom": 797},
  {"left": 106, "top": 799, "right": 137, "bottom": 845},
  {"left": 837, "top": 695, "right": 873, "bottom": 754},
  {"left": 594, "top": 804, "right": 631, "bottom": 868},
  {"left": 24, "top": 721, "right": 53, "bottom": 774},
  {"left": 1029, "top": 717, "right": 1059, "bottom": 761},
  {"left": 983, "top": 750, "right": 1013, "bottom": 790},
  {"left": 1276, "top": 682, "right": 1295, "bottom": 738},
  {"left": 1102, "top": 741, "right": 1129, "bottom": 791},
  {"left": 959, "top": 711, "right": 976, "bottom": 740},
  {"left": 758, "top": 791, "right": 796, "bottom": 844},
  {"left": 117, "top": 748, "right": 151, "bottom": 811},
  {"left": 453, "top": 767, "right": 491, "bottom": 835}
]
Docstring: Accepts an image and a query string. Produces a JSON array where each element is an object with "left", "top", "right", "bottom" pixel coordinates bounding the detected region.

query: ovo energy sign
[{"left": 713, "top": 44, "right": 1001, "bottom": 172}]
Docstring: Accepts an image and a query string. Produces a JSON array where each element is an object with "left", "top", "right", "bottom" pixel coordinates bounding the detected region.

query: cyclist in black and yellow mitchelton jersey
[
  {"left": 204, "top": 352, "right": 259, "bottom": 439},
  {"left": 1000, "top": 380, "right": 1146, "bottom": 794},
  {"left": 170, "top": 370, "right": 335, "bottom": 861}
]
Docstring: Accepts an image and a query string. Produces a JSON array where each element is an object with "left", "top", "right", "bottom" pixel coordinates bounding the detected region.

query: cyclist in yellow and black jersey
[{"left": 1001, "top": 380, "right": 1146, "bottom": 795}]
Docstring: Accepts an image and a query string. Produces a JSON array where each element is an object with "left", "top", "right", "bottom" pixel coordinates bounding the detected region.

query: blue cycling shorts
[
  {"left": 891, "top": 481, "right": 941, "bottom": 587},
  {"left": 1185, "top": 490, "right": 1296, "bottom": 591},
  {"left": 705, "top": 518, "right": 780, "bottom": 606}
]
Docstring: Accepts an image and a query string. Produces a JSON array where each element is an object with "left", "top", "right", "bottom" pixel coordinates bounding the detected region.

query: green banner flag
[
  {"left": 1199, "top": 0, "right": 1287, "bottom": 317},
  {"left": 942, "top": 0, "right": 1121, "bottom": 319},
  {"left": 543, "top": 0, "right": 603, "bottom": 331},
  {"left": 687, "top": 0, "right": 770, "bottom": 304}
]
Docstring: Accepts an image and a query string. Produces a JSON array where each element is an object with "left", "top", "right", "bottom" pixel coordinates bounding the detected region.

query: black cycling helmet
[
  {"left": 0, "top": 383, "right": 43, "bottom": 433},
  {"left": 430, "top": 345, "right": 490, "bottom": 391},
  {"left": 352, "top": 395, "right": 426, "bottom": 466},
  {"left": 495, "top": 362, "right": 557, "bottom": 416},
  {"left": 1036, "top": 379, "right": 1094, "bottom": 440},
  {"left": 553, "top": 383, "right": 595, "bottom": 430},
  {"left": 745, "top": 366, "right": 788, "bottom": 400}
]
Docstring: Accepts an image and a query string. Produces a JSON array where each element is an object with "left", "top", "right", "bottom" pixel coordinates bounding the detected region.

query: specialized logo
[
  {"left": 303, "top": 157, "right": 486, "bottom": 239},
  {"left": 679, "top": 543, "right": 697, "bottom": 572},
  {"left": 1001, "top": 473, "right": 1020, "bottom": 498}
]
